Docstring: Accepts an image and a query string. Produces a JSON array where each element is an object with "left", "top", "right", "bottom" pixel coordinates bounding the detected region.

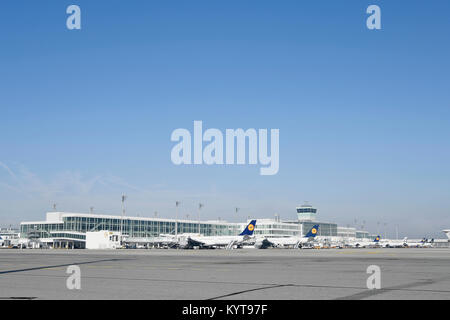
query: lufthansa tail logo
[
  {"left": 248, "top": 224, "right": 255, "bottom": 231},
  {"left": 311, "top": 228, "right": 317, "bottom": 234}
]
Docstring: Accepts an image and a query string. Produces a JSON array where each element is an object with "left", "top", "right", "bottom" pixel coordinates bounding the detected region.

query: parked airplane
[
  {"left": 180, "top": 220, "right": 257, "bottom": 249},
  {"left": 380, "top": 237, "right": 408, "bottom": 248},
  {"left": 347, "top": 235, "right": 381, "bottom": 248},
  {"left": 404, "top": 238, "right": 434, "bottom": 248},
  {"left": 254, "top": 225, "right": 320, "bottom": 249},
  {"left": 125, "top": 234, "right": 180, "bottom": 249}
]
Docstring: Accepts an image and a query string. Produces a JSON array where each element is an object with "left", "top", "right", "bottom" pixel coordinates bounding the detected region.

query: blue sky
[{"left": 1, "top": 1, "right": 449, "bottom": 238}]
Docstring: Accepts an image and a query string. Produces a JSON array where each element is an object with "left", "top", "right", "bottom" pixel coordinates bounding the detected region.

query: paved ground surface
[{"left": 1, "top": 248, "right": 450, "bottom": 300}]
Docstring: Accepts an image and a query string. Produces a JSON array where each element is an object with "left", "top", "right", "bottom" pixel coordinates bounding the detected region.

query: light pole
[
  {"left": 198, "top": 203, "right": 204, "bottom": 234},
  {"left": 175, "top": 201, "right": 180, "bottom": 239},
  {"left": 120, "top": 194, "right": 127, "bottom": 245}
]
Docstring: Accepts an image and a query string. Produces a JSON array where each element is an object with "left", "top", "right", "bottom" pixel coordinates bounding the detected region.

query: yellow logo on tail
[
  {"left": 311, "top": 228, "right": 317, "bottom": 234},
  {"left": 248, "top": 224, "right": 254, "bottom": 231}
]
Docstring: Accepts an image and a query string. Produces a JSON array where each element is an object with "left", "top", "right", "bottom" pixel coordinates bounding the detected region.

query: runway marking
[
  {"left": 335, "top": 275, "right": 450, "bottom": 300},
  {"left": 0, "top": 258, "right": 132, "bottom": 275},
  {"left": 3, "top": 272, "right": 450, "bottom": 298},
  {"left": 0, "top": 297, "right": 37, "bottom": 300},
  {"left": 207, "top": 284, "right": 295, "bottom": 300}
]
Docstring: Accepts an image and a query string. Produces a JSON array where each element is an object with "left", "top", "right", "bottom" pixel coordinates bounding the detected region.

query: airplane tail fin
[
  {"left": 305, "top": 225, "right": 319, "bottom": 238},
  {"left": 374, "top": 235, "right": 381, "bottom": 243},
  {"left": 240, "top": 220, "right": 257, "bottom": 236}
]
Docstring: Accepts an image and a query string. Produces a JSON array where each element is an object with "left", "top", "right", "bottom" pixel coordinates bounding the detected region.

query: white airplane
[
  {"left": 404, "top": 238, "right": 434, "bottom": 248},
  {"left": 380, "top": 237, "right": 408, "bottom": 248},
  {"left": 180, "top": 220, "right": 257, "bottom": 249},
  {"left": 254, "top": 225, "right": 320, "bottom": 249},
  {"left": 126, "top": 234, "right": 181, "bottom": 248},
  {"left": 443, "top": 230, "right": 450, "bottom": 240},
  {"left": 346, "top": 235, "right": 381, "bottom": 248}
]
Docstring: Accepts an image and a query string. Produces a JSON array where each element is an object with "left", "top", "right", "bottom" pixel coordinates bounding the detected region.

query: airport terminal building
[
  {"left": 20, "top": 212, "right": 245, "bottom": 248},
  {"left": 19, "top": 204, "right": 369, "bottom": 248}
]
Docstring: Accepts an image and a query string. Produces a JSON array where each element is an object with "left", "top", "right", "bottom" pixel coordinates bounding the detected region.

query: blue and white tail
[
  {"left": 374, "top": 235, "right": 381, "bottom": 243},
  {"left": 305, "top": 225, "right": 319, "bottom": 238},
  {"left": 240, "top": 220, "right": 257, "bottom": 236}
]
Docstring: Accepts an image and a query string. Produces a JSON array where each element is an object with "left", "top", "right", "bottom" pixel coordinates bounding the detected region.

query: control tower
[{"left": 296, "top": 203, "right": 317, "bottom": 221}]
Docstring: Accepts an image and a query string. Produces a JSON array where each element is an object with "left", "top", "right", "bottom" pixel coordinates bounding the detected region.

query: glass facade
[
  {"left": 19, "top": 210, "right": 363, "bottom": 247},
  {"left": 299, "top": 221, "right": 338, "bottom": 237},
  {"left": 20, "top": 214, "right": 243, "bottom": 241},
  {"left": 356, "top": 231, "right": 371, "bottom": 239},
  {"left": 251, "top": 220, "right": 338, "bottom": 237},
  {"left": 254, "top": 222, "right": 301, "bottom": 237},
  {"left": 297, "top": 208, "right": 317, "bottom": 214}
]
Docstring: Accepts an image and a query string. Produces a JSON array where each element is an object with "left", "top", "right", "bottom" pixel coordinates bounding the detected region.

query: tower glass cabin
[{"left": 296, "top": 204, "right": 317, "bottom": 221}]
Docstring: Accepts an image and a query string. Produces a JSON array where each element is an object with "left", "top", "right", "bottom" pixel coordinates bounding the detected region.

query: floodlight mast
[
  {"left": 175, "top": 201, "right": 180, "bottom": 239},
  {"left": 198, "top": 203, "right": 204, "bottom": 234},
  {"left": 120, "top": 194, "right": 127, "bottom": 246}
]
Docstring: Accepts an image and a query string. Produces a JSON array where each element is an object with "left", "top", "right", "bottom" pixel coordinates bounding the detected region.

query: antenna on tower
[{"left": 52, "top": 203, "right": 57, "bottom": 211}]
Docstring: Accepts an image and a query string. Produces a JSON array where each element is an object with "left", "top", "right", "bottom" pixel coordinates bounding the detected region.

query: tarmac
[{"left": 1, "top": 248, "right": 450, "bottom": 300}]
